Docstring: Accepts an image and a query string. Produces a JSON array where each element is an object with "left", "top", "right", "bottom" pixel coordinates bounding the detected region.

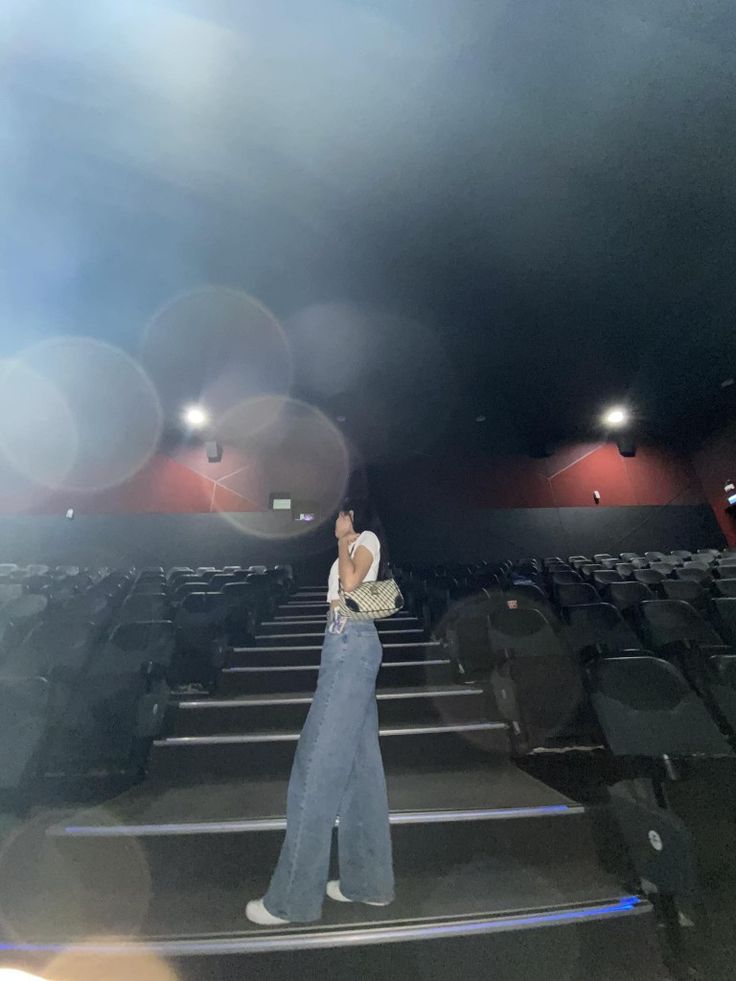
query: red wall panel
[
  {"left": 548, "top": 444, "right": 631, "bottom": 507},
  {"left": 0, "top": 438, "right": 709, "bottom": 517}
]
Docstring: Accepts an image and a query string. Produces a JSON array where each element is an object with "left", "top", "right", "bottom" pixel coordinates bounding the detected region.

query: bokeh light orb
[
  {"left": 46, "top": 943, "right": 180, "bottom": 981},
  {"left": 0, "top": 338, "right": 162, "bottom": 493},
  {"left": 141, "top": 286, "right": 292, "bottom": 424},
  {"left": 285, "top": 301, "right": 371, "bottom": 398},
  {"left": 0, "top": 809, "right": 153, "bottom": 948},
  {"left": 213, "top": 396, "right": 350, "bottom": 541}
]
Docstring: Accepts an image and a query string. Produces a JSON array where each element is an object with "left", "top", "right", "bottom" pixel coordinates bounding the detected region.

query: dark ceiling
[{"left": 2, "top": 0, "right": 736, "bottom": 465}]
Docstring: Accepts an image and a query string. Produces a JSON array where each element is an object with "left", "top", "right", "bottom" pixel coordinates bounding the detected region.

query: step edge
[
  {"left": 222, "top": 657, "right": 452, "bottom": 674},
  {"left": 176, "top": 688, "right": 485, "bottom": 708},
  {"left": 0, "top": 896, "right": 649, "bottom": 955},
  {"left": 233, "top": 642, "right": 441, "bottom": 652},
  {"left": 51, "top": 804, "right": 586, "bottom": 837},
  {"left": 154, "top": 722, "right": 507, "bottom": 746}
]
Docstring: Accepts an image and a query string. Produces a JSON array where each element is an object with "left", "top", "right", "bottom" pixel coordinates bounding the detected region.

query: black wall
[
  {"left": 377, "top": 504, "right": 725, "bottom": 565},
  {"left": 0, "top": 513, "right": 338, "bottom": 586},
  {"left": 0, "top": 505, "right": 724, "bottom": 583}
]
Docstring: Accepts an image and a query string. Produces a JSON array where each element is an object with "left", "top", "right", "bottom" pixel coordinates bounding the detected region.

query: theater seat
[
  {"left": 502, "top": 585, "right": 563, "bottom": 633},
  {"left": 555, "top": 582, "right": 599, "bottom": 609},
  {"left": 0, "top": 677, "right": 51, "bottom": 790},
  {"left": 615, "top": 562, "right": 634, "bottom": 579},
  {"left": 587, "top": 656, "right": 732, "bottom": 757},
  {"left": 633, "top": 568, "right": 665, "bottom": 588},
  {"left": 660, "top": 579, "right": 709, "bottom": 614},
  {"left": 7, "top": 619, "right": 97, "bottom": 679},
  {"left": 713, "top": 579, "right": 736, "bottom": 598},
  {"left": 709, "top": 598, "right": 736, "bottom": 646},
  {"left": 445, "top": 605, "right": 494, "bottom": 682},
  {"left": 550, "top": 570, "right": 581, "bottom": 586},
  {"left": 638, "top": 600, "right": 728, "bottom": 658},
  {"left": 488, "top": 607, "right": 585, "bottom": 753},
  {"left": 118, "top": 593, "right": 168, "bottom": 623},
  {"left": 565, "top": 603, "right": 641, "bottom": 660},
  {"left": 593, "top": 570, "right": 623, "bottom": 588},
  {"left": 675, "top": 565, "right": 712, "bottom": 586},
  {"left": 222, "top": 581, "right": 261, "bottom": 645},
  {"left": 580, "top": 563, "right": 603, "bottom": 582},
  {"left": 82, "top": 620, "right": 175, "bottom": 770},
  {"left": 606, "top": 581, "right": 654, "bottom": 617},
  {"left": 0, "top": 594, "right": 48, "bottom": 652},
  {"left": 172, "top": 591, "right": 228, "bottom": 688},
  {"left": 704, "top": 654, "right": 736, "bottom": 737}
]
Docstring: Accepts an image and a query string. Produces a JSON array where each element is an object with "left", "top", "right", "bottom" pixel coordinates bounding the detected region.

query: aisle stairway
[{"left": 0, "top": 587, "right": 670, "bottom": 980}]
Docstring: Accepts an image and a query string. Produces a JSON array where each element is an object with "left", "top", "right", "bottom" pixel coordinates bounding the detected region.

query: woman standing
[{"left": 246, "top": 498, "right": 395, "bottom": 925}]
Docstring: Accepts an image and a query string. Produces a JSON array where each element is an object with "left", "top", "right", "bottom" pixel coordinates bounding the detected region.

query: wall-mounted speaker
[
  {"left": 205, "top": 441, "right": 223, "bottom": 463},
  {"left": 616, "top": 436, "right": 637, "bottom": 457}
]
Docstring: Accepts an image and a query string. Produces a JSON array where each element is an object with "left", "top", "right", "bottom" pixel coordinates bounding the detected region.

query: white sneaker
[
  {"left": 245, "top": 898, "right": 291, "bottom": 926},
  {"left": 326, "top": 880, "right": 391, "bottom": 907}
]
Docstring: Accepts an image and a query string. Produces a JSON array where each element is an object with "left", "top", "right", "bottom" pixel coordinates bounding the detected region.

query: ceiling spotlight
[
  {"left": 336, "top": 415, "right": 346, "bottom": 423},
  {"left": 721, "top": 378, "right": 734, "bottom": 389},
  {"left": 183, "top": 404, "right": 208, "bottom": 429},
  {"left": 475, "top": 415, "right": 486, "bottom": 423},
  {"left": 603, "top": 406, "right": 628, "bottom": 428}
]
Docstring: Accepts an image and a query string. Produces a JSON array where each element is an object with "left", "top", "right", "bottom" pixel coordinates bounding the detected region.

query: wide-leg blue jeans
[{"left": 262, "top": 616, "right": 394, "bottom": 922}]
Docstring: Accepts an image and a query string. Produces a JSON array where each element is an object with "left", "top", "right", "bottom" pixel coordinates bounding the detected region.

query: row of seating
[
  {"left": 0, "top": 562, "right": 296, "bottom": 795},
  {"left": 395, "top": 548, "right": 736, "bottom": 761}
]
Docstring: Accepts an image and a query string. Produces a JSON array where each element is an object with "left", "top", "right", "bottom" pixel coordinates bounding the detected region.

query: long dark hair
[{"left": 339, "top": 496, "right": 391, "bottom": 580}]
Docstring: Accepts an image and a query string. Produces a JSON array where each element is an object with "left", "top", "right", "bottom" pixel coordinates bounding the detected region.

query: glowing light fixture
[
  {"left": 603, "top": 406, "right": 628, "bottom": 428},
  {"left": 183, "top": 404, "right": 208, "bottom": 429}
]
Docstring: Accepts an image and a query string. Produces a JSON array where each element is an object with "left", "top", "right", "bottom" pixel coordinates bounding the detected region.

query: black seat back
[
  {"left": 580, "top": 564, "right": 603, "bottom": 582},
  {"left": 565, "top": 603, "right": 641, "bottom": 658},
  {"left": 633, "top": 569, "right": 665, "bottom": 588},
  {"left": 714, "top": 579, "right": 736, "bottom": 598},
  {"left": 502, "top": 585, "right": 562, "bottom": 631},
  {"left": 488, "top": 608, "right": 585, "bottom": 751},
  {"left": 660, "top": 579, "right": 708, "bottom": 613},
  {"left": 593, "top": 570, "right": 623, "bottom": 587},
  {"left": 606, "top": 581, "right": 654, "bottom": 615},
  {"left": 588, "top": 656, "right": 733, "bottom": 757},
  {"left": 105, "top": 619, "right": 175, "bottom": 670},
  {"left": 0, "top": 677, "right": 50, "bottom": 789},
  {"left": 675, "top": 565, "right": 712, "bottom": 585},
  {"left": 710, "top": 599, "right": 736, "bottom": 646},
  {"left": 639, "top": 599, "right": 725, "bottom": 652},
  {"left": 555, "top": 582, "right": 599, "bottom": 609}
]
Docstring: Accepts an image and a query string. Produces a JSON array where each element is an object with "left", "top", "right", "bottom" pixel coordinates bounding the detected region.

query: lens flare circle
[
  {"left": 141, "top": 286, "right": 293, "bottom": 424},
  {"left": 213, "top": 396, "right": 350, "bottom": 541},
  {"left": 0, "top": 809, "right": 152, "bottom": 946},
  {"left": 0, "top": 338, "right": 162, "bottom": 493}
]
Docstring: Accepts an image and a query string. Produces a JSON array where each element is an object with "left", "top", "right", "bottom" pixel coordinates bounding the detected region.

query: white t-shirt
[{"left": 327, "top": 531, "right": 381, "bottom": 602}]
